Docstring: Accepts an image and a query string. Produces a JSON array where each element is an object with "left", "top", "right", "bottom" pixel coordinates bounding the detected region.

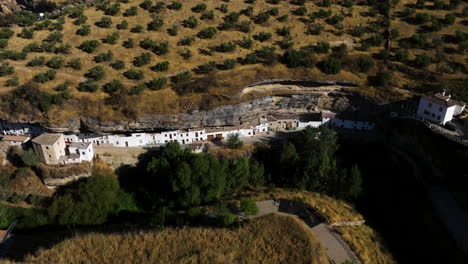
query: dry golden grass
[
  {"left": 0, "top": 0, "right": 465, "bottom": 123},
  {"left": 249, "top": 188, "right": 363, "bottom": 223},
  {"left": 208, "top": 143, "right": 255, "bottom": 159},
  {"left": 21, "top": 213, "right": 328, "bottom": 264},
  {"left": 338, "top": 225, "right": 397, "bottom": 264},
  {"left": 245, "top": 188, "right": 395, "bottom": 264}
]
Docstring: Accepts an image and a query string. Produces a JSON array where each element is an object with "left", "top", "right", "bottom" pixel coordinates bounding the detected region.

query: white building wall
[{"left": 417, "top": 97, "right": 452, "bottom": 124}]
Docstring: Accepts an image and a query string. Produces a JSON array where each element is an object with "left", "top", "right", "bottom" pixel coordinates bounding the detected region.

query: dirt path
[{"left": 254, "top": 200, "right": 361, "bottom": 264}]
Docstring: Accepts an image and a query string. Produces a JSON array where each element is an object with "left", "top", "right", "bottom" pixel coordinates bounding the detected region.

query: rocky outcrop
[
  {"left": 0, "top": 0, "right": 24, "bottom": 14},
  {"left": 46, "top": 89, "right": 374, "bottom": 133}
]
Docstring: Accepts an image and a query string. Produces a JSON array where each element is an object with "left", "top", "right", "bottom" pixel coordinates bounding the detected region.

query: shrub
[
  {"left": 169, "top": 1, "right": 182, "bottom": 10},
  {"left": 282, "top": 48, "right": 314, "bottom": 68},
  {"left": 241, "top": 53, "right": 257, "bottom": 64},
  {"left": 147, "top": 62, "right": 168, "bottom": 74},
  {"left": 140, "top": 0, "right": 152, "bottom": 10},
  {"left": 221, "top": 59, "right": 236, "bottom": 70},
  {"left": 316, "top": 41, "right": 330, "bottom": 53},
  {"left": 147, "top": 77, "right": 167, "bottom": 90},
  {"left": 78, "top": 80, "right": 98, "bottom": 92},
  {"left": 34, "top": 70, "right": 56, "bottom": 83},
  {"left": 240, "top": 198, "right": 258, "bottom": 216},
  {"left": 0, "top": 62, "right": 14, "bottom": 76},
  {"left": 210, "top": 42, "right": 236, "bottom": 52},
  {"left": 178, "top": 36, "right": 195, "bottom": 46},
  {"left": 116, "top": 20, "right": 128, "bottom": 30},
  {"left": 105, "top": 3, "right": 121, "bottom": 16},
  {"left": 123, "top": 38, "right": 135, "bottom": 48},
  {"left": 96, "top": 16, "right": 112, "bottom": 28},
  {"left": 46, "top": 56, "right": 64, "bottom": 69},
  {"left": 194, "top": 61, "right": 217, "bottom": 74},
  {"left": 45, "top": 31, "right": 63, "bottom": 42},
  {"left": 85, "top": 66, "right": 105, "bottom": 81},
  {"left": 227, "top": 134, "right": 243, "bottom": 149},
  {"left": 123, "top": 69, "right": 144, "bottom": 80},
  {"left": 201, "top": 10, "right": 215, "bottom": 20},
  {"left": 94, "top": 50, "right": 113, "bottom": 63},
  {"left": 18, "top": 28, "right": 34, "bottom": 39},
  {"left": 55, "top": 81, "right": 72, "bottom": 91},
  {"left": 5, "top": 75, "right": 19, "bottom": 87},
  {"left": 104, "top": 32, "right": 120, "bottom": 44},
  {"left": 171, "top": 71, "right": 191, "bottom": 84},
  {"left": 444, "top": 13, "right": 456, "bottom": 25},
  {"left": 67, "top": 58, "right": 82, "bottom": 70},
  {"left": 180, "top": 49, "right": 192, "bottom": 59},
  {"left": 294, "top": 6, "right": 307, "bottom": 16},
  {"left": 27, "top": 56, "right": 46, "bottom": 67},
  {"left": 78, "top": 40, "right": 100, "bottom": 53},
  {"left": 183, "top": 16, "right": 198, "bottom": 28},
  {"left": 218, "top": 4, "right": 228, "bottom": 13},
  {"left": 103, "top": 80, "right": 124, "bottom": 94},
  {"left": 133, "top": 52, "right": 151, "bottom": 67},
  {"left": 73, "top": 15, "right": 87, "bottom": 25},
  {"left": 198, "top": 27, "right": 218, "bottom": 39},
  {"left": 131, "top": 24, "right": 144, "bottom": 33},
  {"left": 129, "top": 83, "right": 146, "bottom": 95},
  {"left": 254, "top": 12, "right": 270, "bottom": 24},
  {"left": 168, "top": 25, "right": 178, "bottom": 36},
  {"left": 147, "top": 17, "right": 164, "bottom": 31},
  {"left": 76, "top": 25, "right": 91, "bottom": 36},
  {"left": 192, "top": 3, "right": 207, "bottom": 13},
  {"left": 372, "top": 72, "right": 392, "bottom": 87},
  {"left": 110, "top": 60, "right": 125, "bottom": 70},
  {"left": 236, "top": 20, "right": 252, "bottom": 33},
  {"left": 124, "top": 6, "right": 138, "bottom": 16},
  {"left": 413, "top": 54, "right": 432, "bottom": 68},
  {"left": 0, "top": 28, "right": 14, "bottom": 39},
  {"left": 238, "top": 37, "right": 253, "bottom": 49},
  {"left": 0, "top": 39, "right": 8, "bottom": 49},
  {"left": 394, "top": 49, "right": 409, "bottom": 62},
  {"left": 254, "top": 32, "right": 272, "bottom": 42},
  {"left": 55, "top": 43, "right": 71, "bottom": 54},
  {"left": 318, "top": 57, "right": 342, "bottom": 74}
]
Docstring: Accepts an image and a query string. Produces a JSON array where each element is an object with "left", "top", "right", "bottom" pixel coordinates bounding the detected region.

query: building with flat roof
[
  {"left": 32, "top": 133, "right": 66, "bottom": 165},
  {"left": 417, "top": 92, "right": 466, "bottom": 125}
]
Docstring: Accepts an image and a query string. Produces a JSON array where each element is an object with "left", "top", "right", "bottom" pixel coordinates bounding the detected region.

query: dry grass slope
[{"left": 18, "top": 213, "right": 327, "bottom": 264}]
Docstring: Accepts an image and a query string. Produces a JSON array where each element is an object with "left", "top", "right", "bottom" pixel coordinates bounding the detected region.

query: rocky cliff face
[
  {"left": 46, "top": 89, "right": 373, "bottom": 133},
  {"left": 0, "top": 0, "right": 24, "bottom": 14}
]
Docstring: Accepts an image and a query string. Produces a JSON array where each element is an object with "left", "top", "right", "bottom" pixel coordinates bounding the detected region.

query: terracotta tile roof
[{"left": 1, "top": 135, "right": 30, "bottom": 142}]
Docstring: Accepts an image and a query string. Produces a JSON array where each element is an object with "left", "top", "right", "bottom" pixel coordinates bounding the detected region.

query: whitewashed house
[
  {"left": 68, "top": 142, "right": 94, "bottom": 162},
  {"left": 32, "top": 133, "right": 94, "bottom": 165},
  {"left": 417, "top": 92, "right": 466, "bottom": 125}
]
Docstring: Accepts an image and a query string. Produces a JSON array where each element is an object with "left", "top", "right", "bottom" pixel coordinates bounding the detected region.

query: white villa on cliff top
[
  {"left": 32, "top": 133, "right": 94, "bottom": 165},
  {"left": 417, "top": 91, "right": 466, "bottom": 125}
]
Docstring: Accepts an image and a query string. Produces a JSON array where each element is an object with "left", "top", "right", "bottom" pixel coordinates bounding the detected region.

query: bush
[
  {"left": 183, "top": 16, "right": 198, "bottom": 28},
  {"left": 78, "top": 80, "right": 99, "bottom": 92},
  {"left": 294, "top": 6, "right": 307, "bottom": 16},
  {"left": 105, "top": 3, "right": 121, "bottom": 16},
  {"left": 221, "top": 59, "right": 236, "bottom": 70},
  {"left": 147, "top": 77, "right": 167, "bottom": 90},
  {"left": 372, "top": 72, "right": 392, "bottom": 87},
  {"left": 55, "top": 43, "right": 71, "bottom": 54},
  {"left": 0, "top": 39, "right": 8, "bottom": 49},
  {"left": 254, "top": 32, "right": 272, "bottom": 42},
  {"left": 227, "top": 134, "right": 243, "bottom": 149},
  {"left": 27, "top": 56, "right": 46, "bottom": 67},
  {"left": 316, "top": 41, "right": 330, "bottom": 53},
  {"left": 444, "top": 13, "right": 456, "bottom": 25},
  {"left": 124, "top": 69, "right": 144, "bottom": 80},
  {"left": 94, "top": 50, "right": 113, "bottom": 63},
  {"left": 151, "top": 61, "right": 169, "bottom": 72},
  {"left": 413, "top": 54, "right": 432, "bottom": 68},
  {"left": 0, "top": 28, "right": 14, "bottom": 39},
  {"left": 192, "top": 3, "right": 207, "bottom": 13},
  {"left": 198, "top": 27, "right": 218, "bottom": 39},
  {"left": 131, "top": 24, "right": 144, "bottom": 33},
  {"left": 116, "top": 20, "right": 128, "bottom": 30},
  {"left": 67, "top": 58, "right": 82, "bottom": 70},
  {"left": 76, "top": 25, "right": 91, "bottom": 36},
  {"left": 147, "top": 17, "right": 164, "bottom": 31},
  {"left": 194, "top": 61, "right": 217, "bottom": 74},
  {"left": 85, "top": 66, "right": 105, "bottom": 81},
  {"left": 240, "top": 198, "right": 258, "bottom": 217},
  {"left": 167, "top": 25, "right": 178, "bottom": 36},
  {"left": 96, "top": 16, "right": 112, "bottom": 28},
  {"left": 0, "top": 62, "right": 14, "bottom": 76},
  {"left": 169, "top": 1, "right": 182, "bottom": 10},
  {"left": 20, "top": 149, "right": 38, "bottom": 167},
  {"left": 282, "top": 48, "right": 314, "bottom": 68},
  {"left": 133, "top": 52, "right": 151, "bottom": 67},
  {"left": 6, "top": 75, "right": 19, "bottom": 87},
  {"left": 46, "top": 56, "right": 64, "bottom": 69},
  {"left": 55, "top": 81, "right": 72, "bottom": 91},
  {"left": 129, "top": 83, "right": 146, "bottom": 95},
  {"left": 318, "top": 57, "right": 342, "bottom": 74},
  {"left": 45, "top": 31, "right": 63, "bottom": 42},
  {"left": 180, "top": 49, "right": 192, "bottom": 59},
  {"left": 201, "top": 10, "right": 215, "bottom": 20},
  {"left": 34, "top": 70, "right": 56, "bottom": 83},
  {"left": 18, "top": 28, "right": 34, "bottom": 39},
  {"left": 123, "top": 38, "right": 135, "bottom": 48},
  {"left": 78, "top": 40, "right": 100, "bottom": 53},
  {"left": 104, "top": 32, "right": 119, "bottom": 44},
  {"left": 178, "top": 36, "right": 195, "bottom": 46},
  {"left": 254, "top": 12, "right": 270, "bottom": 24},
  {"left": 111, "top": 60, "right": 125, "bottom": 70},
  {"left": 124, "top": 6, "right": 138, "bottom": 16},
  {"left": 73, "top": 15, "right": 87, "bottom": 25},
  {"left": 238, "top": 37, "right": 253, "bottom": 49},
  {"left": 210, "top": 42, "right": 237, "bottom": 52},
  {"left": 103, "top": 80, "right": 124, "bottom": 94},
  {"left": 171, "top": 71, "right": 192, "bottom": 84}
]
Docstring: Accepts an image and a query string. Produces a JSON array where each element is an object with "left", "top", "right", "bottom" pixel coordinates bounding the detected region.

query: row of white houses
[{"left": 1, "top": 111, "right": 376, "bottom": 148}]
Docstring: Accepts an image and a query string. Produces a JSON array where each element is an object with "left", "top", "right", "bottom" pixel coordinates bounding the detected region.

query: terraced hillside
[{"left": 0, "top": 0, "right": 466, "bottom": 124}]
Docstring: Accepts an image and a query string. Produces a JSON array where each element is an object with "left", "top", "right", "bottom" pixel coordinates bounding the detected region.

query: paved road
[{"left": 254, "top": 200, "right": 361, "bottom": 264}]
